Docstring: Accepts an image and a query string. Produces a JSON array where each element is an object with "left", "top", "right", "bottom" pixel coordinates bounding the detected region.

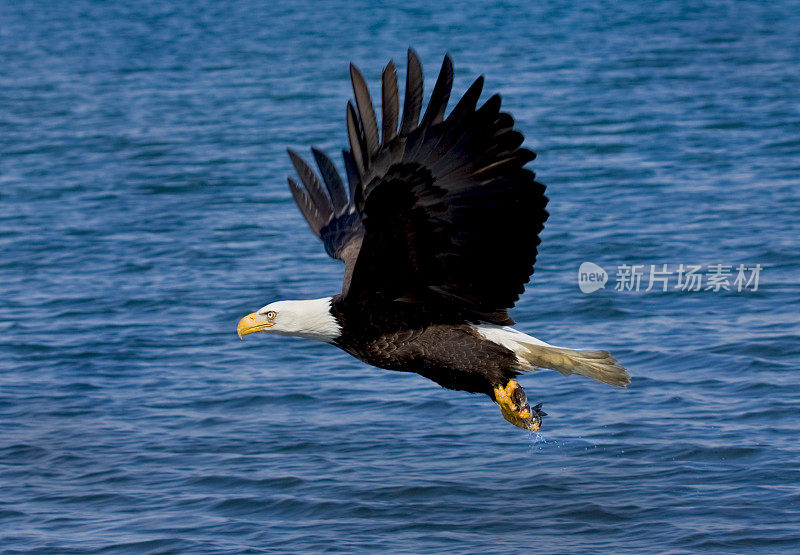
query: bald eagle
[{"left": 238, "top": 50, "right": 629, "bottom": 431}]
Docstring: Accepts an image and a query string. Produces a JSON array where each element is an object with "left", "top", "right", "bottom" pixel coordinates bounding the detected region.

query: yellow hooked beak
[{"left": 237, "top": 312, "right": 275, "bottom": 339}]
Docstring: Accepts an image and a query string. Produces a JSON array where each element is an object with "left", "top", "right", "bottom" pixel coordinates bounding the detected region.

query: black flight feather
[
  {"left": 312, "top": 147, "right": 348, "bottom": 213},
  {"left": 446, "top": 76, "right": 484, "bottom": 126},
  {"left": 287, "top": 149, "right": 330, "bottom": 214},
  {"left": 346, "top": 101, "right": 366, "bottom": 175},
  {"left": 349, "top": 64, "right": 380, "bottom": 156},
  {"left": 381, "top": 60, "right": 399, "bottom": 144},
  {"left": 341, "top": 149, "right": 360, "bottom": 201},
  {"left": 287, "top": 177, "right": 326, "bottom": 238},
  {"left": 400, "top": 49, "right": 423, "bottom": 135},
  {"left": 420, "top": 54, "right": 453, "bottom": 127}
]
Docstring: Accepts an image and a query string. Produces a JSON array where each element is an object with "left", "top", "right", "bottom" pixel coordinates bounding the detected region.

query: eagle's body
[
  {"left": 331, "top": 303, "right": 517, "bottom": 395},
  {"left": 238, "top": 50, "right": 629, "bottom": 430}
]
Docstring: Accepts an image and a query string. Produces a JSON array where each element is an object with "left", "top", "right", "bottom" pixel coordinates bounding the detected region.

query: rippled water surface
[{"left": 2, "top": 1, "right": 799, "bottom": 552}]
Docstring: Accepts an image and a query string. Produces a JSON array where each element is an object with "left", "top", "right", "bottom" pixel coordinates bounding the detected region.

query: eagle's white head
[{"left": 237, "top": 296, "right": 341, "bottom": 343}]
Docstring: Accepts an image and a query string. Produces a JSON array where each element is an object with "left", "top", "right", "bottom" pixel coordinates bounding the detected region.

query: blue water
[{"left": 2, "top": 0, "right": 799, "bottom": 552}]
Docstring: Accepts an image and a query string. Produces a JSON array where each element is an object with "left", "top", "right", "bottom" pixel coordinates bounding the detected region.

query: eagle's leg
[{"left": 492, "top": 379, "right": 546, "bottom": 431}]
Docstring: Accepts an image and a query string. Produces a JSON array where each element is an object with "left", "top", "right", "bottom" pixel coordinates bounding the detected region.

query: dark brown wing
[
  {"left": 288, "top": 50, "right": 548, "bottom": 324},
  {"left": 343, "top": 50, "right": 548, "bottom": 325}
]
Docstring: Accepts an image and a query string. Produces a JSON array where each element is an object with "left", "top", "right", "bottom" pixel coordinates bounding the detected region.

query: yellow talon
[{"left": 493, "top": 380, "right": 542, "bottom": 431}]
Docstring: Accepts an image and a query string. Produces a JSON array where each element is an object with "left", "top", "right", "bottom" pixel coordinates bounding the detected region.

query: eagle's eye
[{"left": 266, "top": 310, "right": 277, "bottom": 320}]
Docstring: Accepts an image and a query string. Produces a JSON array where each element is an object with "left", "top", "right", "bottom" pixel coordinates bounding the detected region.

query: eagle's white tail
[
  {"left": 474, "top": 325, "right": 631, "bottom": 387},
  {"left": 516, "top": 344, "right": 630, "bottom": 387}
]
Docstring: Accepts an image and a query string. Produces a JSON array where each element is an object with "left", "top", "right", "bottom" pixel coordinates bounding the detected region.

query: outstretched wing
[{"left": 287, "top": 49, "right": 548, "bottom": 324}]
